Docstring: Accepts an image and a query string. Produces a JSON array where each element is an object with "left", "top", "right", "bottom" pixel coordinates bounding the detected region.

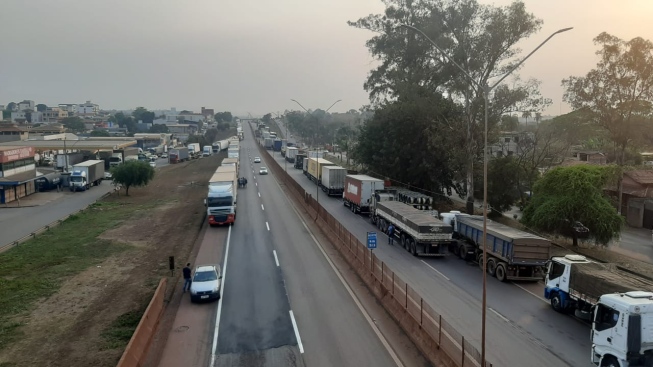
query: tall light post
[
  {"left": 290, "top": 98, "right": 342, "bottom": 221},
  {"left": 400, "top": 24, "right": 572, "bottom": 366}
]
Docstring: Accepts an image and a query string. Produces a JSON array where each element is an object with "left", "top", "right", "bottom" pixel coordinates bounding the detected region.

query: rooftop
[
  {"left": 626, "top": 170, "right": 653, "bottom": 185},
  {"left": 0, "top": 139, "right": 136, "bottom": 151}
]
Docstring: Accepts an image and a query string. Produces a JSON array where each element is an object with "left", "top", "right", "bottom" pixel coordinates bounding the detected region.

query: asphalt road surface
[
  {"left": 211, "top": 131, "right": 401, "bottom": 367},
  {"left": 0, "top": 182, "right": 114, "bottom": 248},
  {"left": 262, "top": 138, "right": 592, "bottom": 367}
]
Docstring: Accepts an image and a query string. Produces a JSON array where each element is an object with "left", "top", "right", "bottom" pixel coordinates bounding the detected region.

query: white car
[
  {"left": 190, "top": 265, "right": 222, "bottom": 302},
  {"left": 161, "top": 153, "right": 168, "bottom": 158},
  {"left": 149, "top": 161, "right": 156, "bottom": 168},
  {"left": 254, "top": 157, "right": 261, "bottom": 163},
  {"left": 259, "top": 167, "right": 268, "bottom": 175}
]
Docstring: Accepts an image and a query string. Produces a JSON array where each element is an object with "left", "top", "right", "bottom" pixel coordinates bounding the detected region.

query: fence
[{"left": 253, "top": 132, "right": 493, "bottom": 367}]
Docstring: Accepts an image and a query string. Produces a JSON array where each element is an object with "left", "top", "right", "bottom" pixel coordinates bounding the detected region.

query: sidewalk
[{"left": 2, "top": 191, "right": 65, "bottom": 208}]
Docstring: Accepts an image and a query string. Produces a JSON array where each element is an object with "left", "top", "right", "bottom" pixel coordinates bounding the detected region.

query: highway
[
  {"left": 262, "top": 124, "right": 592, "bottom": 367},
  {"left": 157, "top": 127, "right": 406, "bottom": 367}
]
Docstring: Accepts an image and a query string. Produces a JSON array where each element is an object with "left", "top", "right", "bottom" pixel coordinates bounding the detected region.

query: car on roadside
[
  {"left": 161, "top": 152, "right": 168, "bottom": 159},
  {"left": 149, "top": 161, "right": 156, "bottom": 168},
  {"left": 254, "top": 157, "right": 261, "bottom": 163},
  {"left": 259, "top": 167, "right": 268, "bottom": 175},
  {"left": 189, "top": 265, "right": 222, "bottom": 302}
]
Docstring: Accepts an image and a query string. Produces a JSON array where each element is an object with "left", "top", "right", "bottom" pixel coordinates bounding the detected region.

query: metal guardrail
[{"left": 0, "top": 190, "right": 115, "bottom": 254}]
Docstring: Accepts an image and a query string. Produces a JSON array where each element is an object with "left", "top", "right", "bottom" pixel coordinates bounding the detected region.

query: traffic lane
[
  {"left": 157, "top": 226, "right": 228, "bottom": 367},
  {"left": 216, "top": 151, "right": 299, "bottom": 359},
  {"left": 0, "top": 183, "right": 114, "bottom": 247},
  {"left": 423, "top": 256, "right": 590, "bottom": 365},
  {"left": 264, "top": 151, "right": 577, "bottom": 366},
  {"left": 256, "top": 156, "right": 400, "bottom": 367}
]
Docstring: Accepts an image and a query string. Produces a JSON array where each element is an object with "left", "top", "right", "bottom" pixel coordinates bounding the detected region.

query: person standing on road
[
  {"left": 387, "top": 224, "right": 395, "bottom": 245},
  {"left": 182, "top": 263, "right": 192, "bottom": 293}
]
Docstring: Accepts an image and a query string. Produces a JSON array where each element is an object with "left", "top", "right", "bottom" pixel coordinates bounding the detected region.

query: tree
[
  {"left": 110, "top": 160, "right": 155, "bottom": 196},
  {"left": 482, "top": 156, "right": 522, "bottom": 216},
  {"left": 132, "top": 107, "right": 155, "bottom": 124},
  {"left": 205, "top": 128, "right": 218, "bottom": 145},
  {"left": 90, "top": 130, "right": 110, "bottom": 137},
  {"left": 563, "top": 32, "right": 653, "bottom": 213},
  {"left": 217, "top": 122, "right": 230, "bottom": 131},
  {"left": 61, "top": 116, "right": 86, "bottom": 133},
  {"left": 349, "top": 0, "right": 547, "bottom": 214},
  {"left": 262, "top": 113, "right": 272, "bottom": 124},
  {"left": 36, "top": 104, "right": 47, "bottom": 112},
  {"left": 214, "top": 112, "right": 233, "bottom": 123},
  {"left": 500, "top": 115, "right": 519, "bottom": 131},
  {"left": 113, "top": 112, "right": 137, "bottom": 133},
  {"left": 6, "top": 102, "right": 16, "bottom": 111},
  {"left": 2, "top": 110, "right": 10, "bottom": 120},
  {"left": 522, "top": 111, "right": 532, "bottom": 125},
  {"left": 149, "top": 124, "right": 169, "bottom": 133},
  {"left": 521, "top": 165, "right": 623, "bottom": 246},
  {"left": 354, "top": 89, "right": 465, "bottom": 198}
]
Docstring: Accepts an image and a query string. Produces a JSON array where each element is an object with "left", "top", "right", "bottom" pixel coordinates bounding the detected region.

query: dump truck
[
  {"left": 343, "top": 174, "right": 385, "bottom": 214},
  {"left": 320, "top": 165, "right": 347, "bottom": 196},
  {"left": 69, "top": 160, "right": 105, "bottom": 192},
  {"left": 453, "top": 215, "right": 550, "bottom": 282},
  {"left": 370, "top": 200, "right": 453, "bottom": 256},
  {"left": 306, "top": 158, "right": 334, "bottom": 184},
  {"left": 169, "top": 147, "right": 189, "bottom": 163},
  {"left": 294, "top": 153, "right": 306, "bottom": 169}
]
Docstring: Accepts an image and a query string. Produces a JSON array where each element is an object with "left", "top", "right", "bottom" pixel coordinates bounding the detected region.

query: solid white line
[
  {"left": 266, "top": 222, "right": 270, "bottom": 231},
  {"left": 512, "top": 282, "right": 548, "bottom": 304},
  {"left": 290, "top": 201, "right": 404, "bottom": 367},
  {"left": 210, "top": 225, "right": 232, "bottom": 367},
  {"left": 289, "top": 310, "right": 304, "bottom": 353},
  {"left": 258, "top": 192, "right": 261, "bottom": 197},
  {"left": 420, "top": 260, "right": 450, "bottom": 281},
  {"left": 261, "top": 204, "right": 265, "bottom": 211},
  {"left": 489, "top": 307, "right": 511, "bottom": 324},
  {"left": 273, "top": 250, "right": 280, "bottom": 267}
]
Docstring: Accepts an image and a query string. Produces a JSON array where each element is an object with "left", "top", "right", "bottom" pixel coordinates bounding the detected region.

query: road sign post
[{"left": 367, "top": 232, "right": 377, "bottom": 250}]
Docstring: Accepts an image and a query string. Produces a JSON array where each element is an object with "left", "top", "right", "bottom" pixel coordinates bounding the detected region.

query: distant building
[
  {"left": 0, "top": 146, "right": 38, "bottom": 204},
  {"left": 43, "top": 107, "right": 68, "bottom": 123},
  {"left": 17, "top": 100, "right": 35, "bottom": 112},
  {"left": 177, "top": 111, "right": 204, "bottom": 123},
  {"left": 489, "top": 131, "right": 534, "bottom": 158},
  {"left": 0, "top": 124, "right": 29, "bottom": 142},
  {"left": 78, "top": 100, "right": 99, "bottom": 116},
  {"left": 167, "top": 124, "right": 197, "bottom": 135},
  {"left": 28, "top": 123, "right": 66, "bottom": 137},
  {"left": 10, "top": 110, "right": 43, "bottom": 124},
  {"left": 58, "top": 104, "right": 79, "bottom": 115},
  {"left": 575, "top": 150, "right": 607, "bottom": 165},
  {"left": 201, "top": 107, "right": 215, "bottom": 118},
  {"left": 153, "top": 115, "right": 180, "bottom": 125}
]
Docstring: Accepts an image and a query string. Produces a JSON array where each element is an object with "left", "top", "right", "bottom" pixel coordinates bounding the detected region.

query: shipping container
[
  {"left": 321, "top": 166, "right": 347, "bottom": 196},
  {"left": 306, "top": 158, "right": 334, "bottom": 183},
  {"left": 343, "top": 175, "right": 385, "bottom": 214}
]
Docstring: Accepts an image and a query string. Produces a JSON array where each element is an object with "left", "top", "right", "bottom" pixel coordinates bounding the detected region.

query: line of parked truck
[
  {"left": 280, "top": 146, "right": 653, "bottom": 367},
  {"left": 205, "top": 135, "right": 241, "bottom": 226}
]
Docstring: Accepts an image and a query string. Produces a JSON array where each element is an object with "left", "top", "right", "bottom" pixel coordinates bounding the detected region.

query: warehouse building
[{"left": 0, "top": 146, "right": 38, "bottom": 204}]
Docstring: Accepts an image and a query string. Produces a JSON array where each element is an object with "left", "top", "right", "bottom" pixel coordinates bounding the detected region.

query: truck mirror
[{"left": 203, "top": 199, "right": 207, "bottom": 206}]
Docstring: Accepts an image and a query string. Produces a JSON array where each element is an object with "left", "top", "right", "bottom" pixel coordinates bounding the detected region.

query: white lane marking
[
  {"left": 273, "top": 250, "right": 280, "bottom": 267},
  {"left": 289, "top": 199, "right": 404, "bottom": 367},
  {"left": 266, "top": 222, "right": 270, "bottom": 231},
  {"left": 258, "top": 192, "right": 261, "bottom": 197},
  {"left": 489, "top": 307, "right": 510, "bottom": 323},
  {"left": 420, "top": 260, "right": 450, "bottom": 281},
  {"left": 210, "top": 225, "right": 232, "bottom": 367},
  {"left": 261, "top": 204, "right": 265, "bottom": 211},
  {"left": 289, "top": 310, "right": 305, "bottom": 353},
  {"left": 255, "top": 182, "right": 258, "bottom": 186},
  {"left": 512, "top": 282, "right": 548, "bottom": 304}
]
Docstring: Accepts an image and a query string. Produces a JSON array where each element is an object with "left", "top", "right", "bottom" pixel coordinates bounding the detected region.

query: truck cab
[
  {"left": 69, "top": 170, "right": 88, "bottom": 191},
  {"left": 591, "top": 292, "right": 653, "bottom": 367},
  {"left": 545, "top": 254, "right": 594, "bottom": 315}
]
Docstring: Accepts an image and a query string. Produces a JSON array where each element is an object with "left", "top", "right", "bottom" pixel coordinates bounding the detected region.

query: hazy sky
[{"left": 1, "top": 0, "right": 651, "bottom": 117}]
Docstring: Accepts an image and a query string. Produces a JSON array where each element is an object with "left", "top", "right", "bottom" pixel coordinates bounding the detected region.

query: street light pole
[
  {"left": 401, "top": 24, "right": 572, "bottom": 366},
  {"left": 290, "top": 98, "right": 342, "bottom": 221}
]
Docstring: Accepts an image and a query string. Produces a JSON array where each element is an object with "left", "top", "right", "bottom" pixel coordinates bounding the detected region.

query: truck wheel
[
  {"left": 410, "top": 240, "right": 417, "bottom": 256},
  {"left": 550, "top": 293, "right": 565, "bottom": 313},
  {"left": 495, "top": 263, "right": 507, "bottom": 282},
  {"left": 600, "top": 357, "right": 618, "bottom": 367},
  {"left": 400, "top": 235, "right": 406, "bottom": 247},
  {"left": 458, "top": 244, "right": 468, "bottom": 261},
  {"left": 451, "top": 244, "right": 460, "bottom": 257},
  {"left": 487, "top": 259, "right": 497, "bottom": 277}
]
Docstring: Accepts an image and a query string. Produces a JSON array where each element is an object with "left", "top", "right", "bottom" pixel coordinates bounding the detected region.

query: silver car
[
  {"left": 259, "top": 167, "right": 268, "bottom": 175},
  {"left": 189, "top": 265, "right": 222, "bottom": 302}
]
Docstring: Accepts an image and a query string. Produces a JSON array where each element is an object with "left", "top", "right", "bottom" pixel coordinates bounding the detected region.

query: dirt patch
[{"left": 0, "top": 153, "right": 225, "bottom": 367}]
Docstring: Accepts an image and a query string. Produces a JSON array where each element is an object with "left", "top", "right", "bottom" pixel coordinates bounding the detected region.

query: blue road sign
[{"left": 367, "top": 232, "right": 377, "bottom": 249}]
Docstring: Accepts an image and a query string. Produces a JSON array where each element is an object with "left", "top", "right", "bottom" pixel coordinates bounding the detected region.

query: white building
[
  {"left": 177, "top": 112, "right": 204, "bottom": 123},
  {"left": 58, "top": 104, "right": 79, "bottom": 115},
  {"left": 10, "top": 110, "right": 43, "bottom": 123},
  {"left": 17, "top": 100, "right": 35, "bottom": 111},
  {"left": 78, "top": 100, "right": 99, "bottom": 115},
  {"left": 489, "top": 131, "right": 534, "bottom": 158},
  {"left": 153, "top": 115, "right": 180, "bottom": 125},
  {"left": 43, "top": 107, "right": 68, "bottom": 122}
]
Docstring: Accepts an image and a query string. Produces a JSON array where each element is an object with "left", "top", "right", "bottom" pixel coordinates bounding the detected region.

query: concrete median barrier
[{"left": 116, "top": 278, "right": 167, "bottom": 367}]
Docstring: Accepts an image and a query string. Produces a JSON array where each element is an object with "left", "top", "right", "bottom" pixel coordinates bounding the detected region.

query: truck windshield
[
  {"left": 70, "top": 176, "right": 83, "bottom": 183},
  {"left": 207, "top": 197, "right": 233, "bottom": 207},
  {"left": 109, "top": 157, "right": 120, "bottom": 162}
]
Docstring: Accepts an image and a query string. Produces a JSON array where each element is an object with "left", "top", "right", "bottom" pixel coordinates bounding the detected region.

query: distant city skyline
[{"left": 1, "top": 1, "right": 651, "bottom": 117}]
